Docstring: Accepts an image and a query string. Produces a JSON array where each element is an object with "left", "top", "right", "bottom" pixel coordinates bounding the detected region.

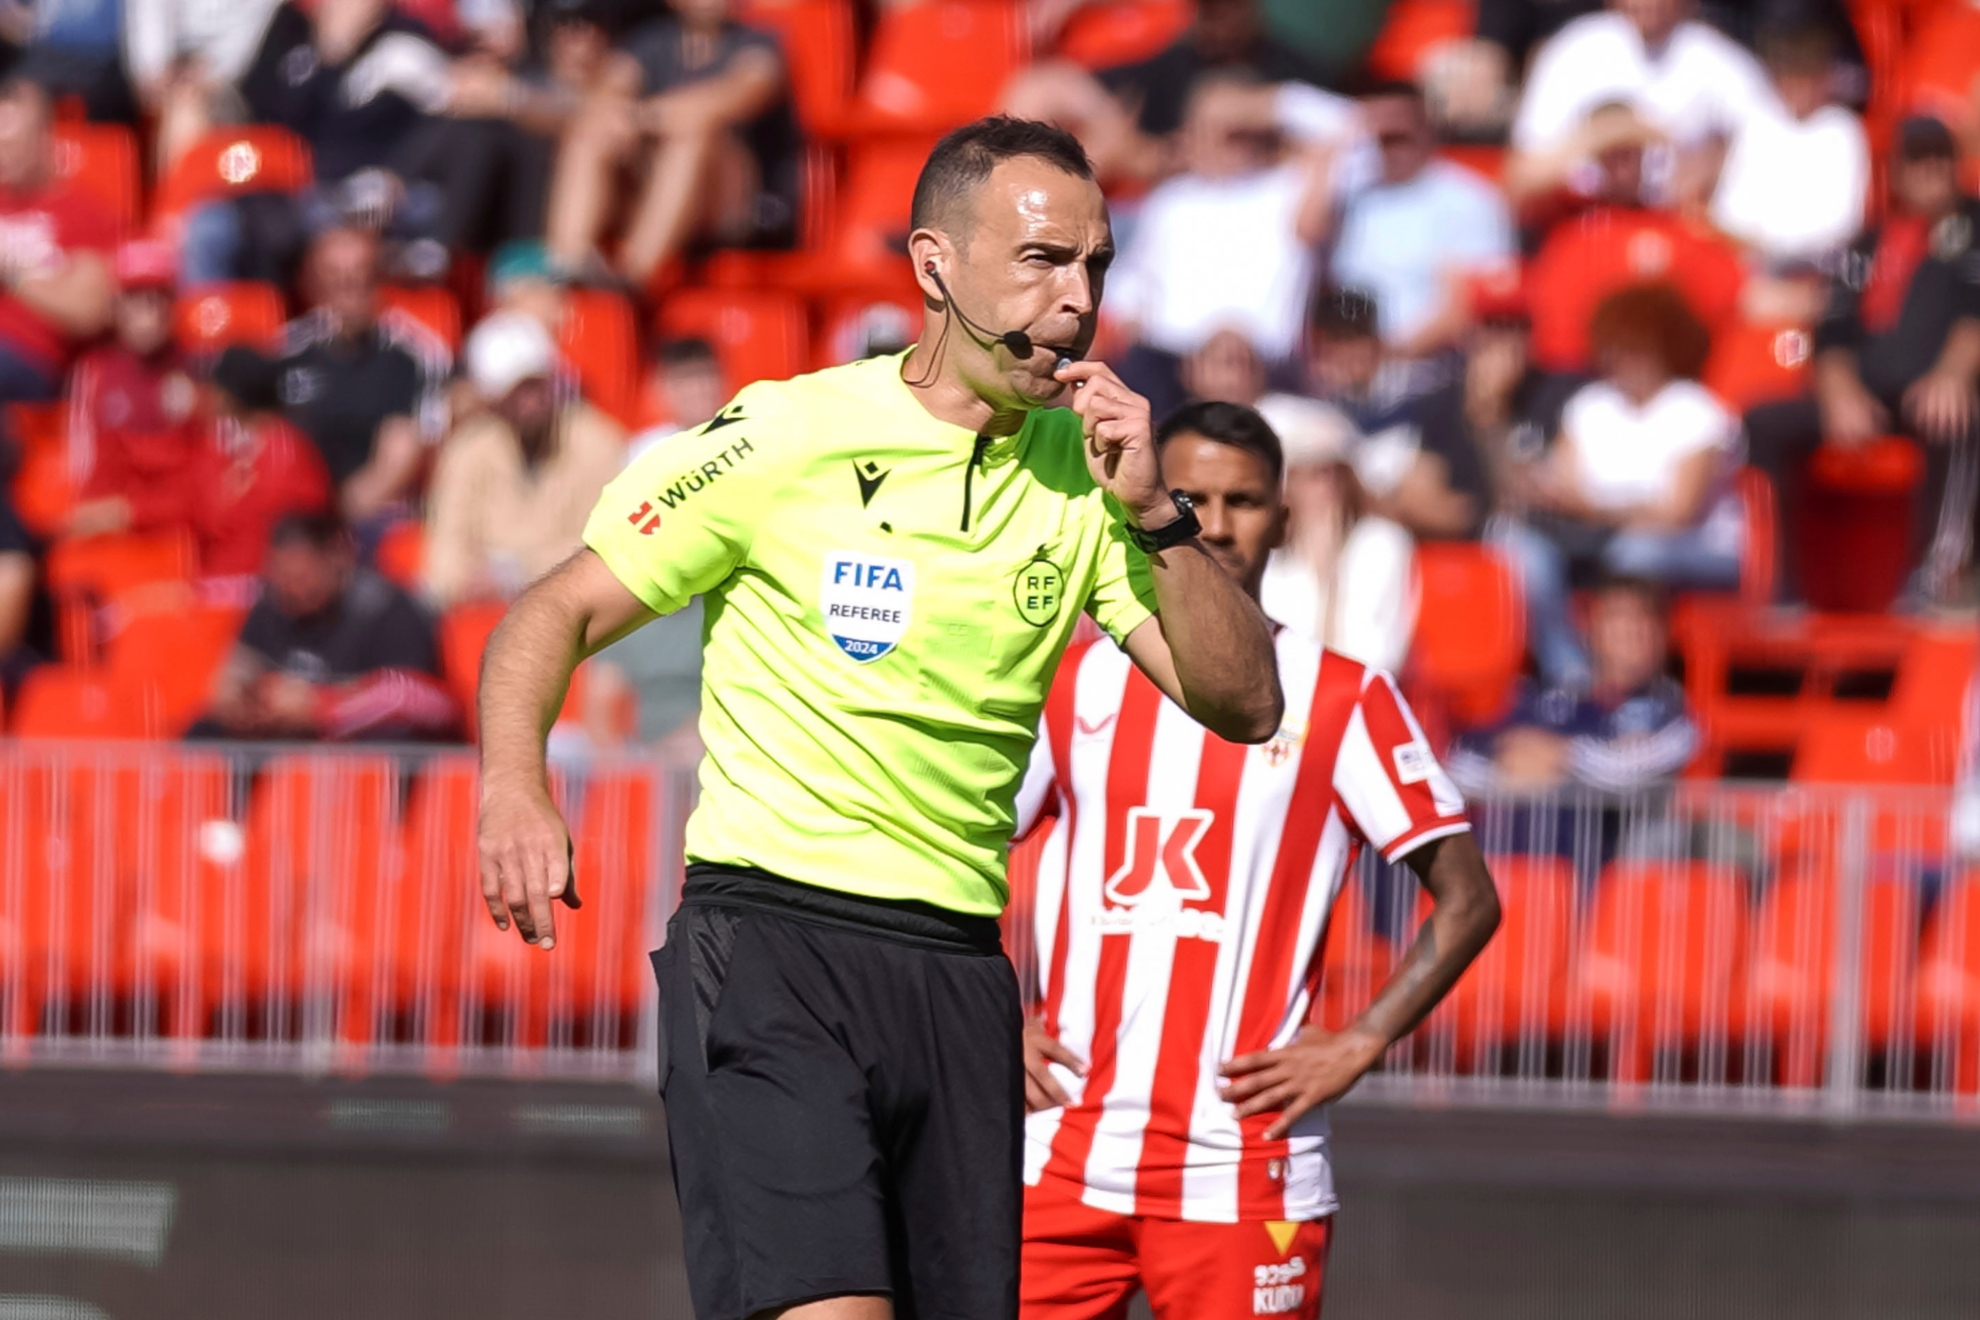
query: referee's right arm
[{"left": 477, "top": 549, "right": 655, "bottom": 949}]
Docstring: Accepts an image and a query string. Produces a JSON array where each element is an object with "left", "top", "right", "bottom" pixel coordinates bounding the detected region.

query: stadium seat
[
  {"left": 1800, "top": 436, "right": 1919, "bottom": 614},
  {"left": 1917, "top": 876, "right": 1980, "bottom": 1093},
  {"left": 153, "top": 126, "right": 312, "bottom": 227},
  {"left": 561, "top": 288, "right": 641, "bottom": 426},
  {"left": 8, "top": 401, "right": 75, "bottom": 536},
  {"left": 562, "top": 768, "right": 663, "bottom": 1032},
  {"left": 44, "top": 530, "right": 197, "bottom": 662},
  {"left": 1317, "top": 878, "right": 1393, "bottom": 1031},
  {"left": 51, "top": 122, "right": 139, "bottom": 234},
  {"left": 1578, "top": 861, "right": 1749, "bottom": 1082},
  {"left": 738, "top": 0, "right": 857, "bottom": 135},
  {"left": 103, "top": 604, "right": 246, "bottom": 737},
  {"left": 656, "top": 288, "right": 810, "bottom": 389},
  {"left": 397, "top": 758, "right": 481, "bottom": 1052},
  {"left": 847, "top": 1, "right": 1028, "bottom": 136},
  {"left": 1054, "top": 0, "right": 1190, "bottom": 67},
  {"left": 1752, "top": 869, "right": 1918, "bottom": 1087},
  {"left": 1425, "top": 855, "right": 1573, "bottom": 1063},
  {"left": 1365, "top": 0, "right": 1473, "bottom": 81},
  {"left": 1406, "top": 541, "right": 1524, "bottom": 727},
  {"left": 380, "top": 285, "right": 462, "bottom": 352},
  {"left": 439, "top": 601, "right": 508, "bottom": 730},
  {"left": 816, "top": 288, "right": 921, "bottom": 368},
  {"left": 1703, "top": 321, "right": 1814, "bottom": 412},
  {"left": 1526, "top": 215, "right": 1746, "bottom": 372},
  {"left": 374, "top": 519, "right": 425, "bottom": 590},
  {"left": 1791, "top": 714, "right": 1957, "bottom": 787},
  {"left": 813, "top": 138, "right": 937, "bottom": 289},
  {"left": 1733, "top": 465, "right": 1778, "bottom": 608},
  {"left": 9, "top": 667, "right": 148, "bottom": 738},
  {"left": 175, "top": 283, "right": 287, "bottom": 354}
]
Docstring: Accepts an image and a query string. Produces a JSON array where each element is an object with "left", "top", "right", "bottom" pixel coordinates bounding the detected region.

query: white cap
[
  {"left": 466, "top": 309, "right": 558, "bottom": 401},
  {"left": 1256, "top": 393, "right": 1358, "bottom": 469}
]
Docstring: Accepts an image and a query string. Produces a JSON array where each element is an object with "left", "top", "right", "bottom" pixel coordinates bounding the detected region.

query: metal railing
[{"left": 5, "top": 740, "right": 1980, "bottom": 1121}]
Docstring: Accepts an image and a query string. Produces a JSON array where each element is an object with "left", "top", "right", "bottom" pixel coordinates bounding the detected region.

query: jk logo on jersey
[
  {"left": 821, "top": 552, "right": 915, "bottom": 662},
  {"left": 1105, "top": 808, "right": 1214, "bottom": 905}
]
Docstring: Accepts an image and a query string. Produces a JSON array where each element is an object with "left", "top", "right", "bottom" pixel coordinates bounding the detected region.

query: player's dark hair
[
  {"left": 910, "top": 117, "right": 1095, "bottom": 240},
  {"left": 268, "top": 511, "right": 350, "bottom": 553},
  {"left": 1156, "top": 401, "right": 1285, "bottom": 487},
  {"left": 654, "top": 335, "right": 718, "bottom": 368}
]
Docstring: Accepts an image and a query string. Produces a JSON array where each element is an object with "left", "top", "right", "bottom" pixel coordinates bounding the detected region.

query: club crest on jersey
[
  {"left": 821, "top": 552, "right": 915, "bottom": 662},
  {"left": 1013, "top": 547, "right": 1064, "bottom": 628}
]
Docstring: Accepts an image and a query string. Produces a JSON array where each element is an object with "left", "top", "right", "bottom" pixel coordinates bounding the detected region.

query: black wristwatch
[{"left": 1126, "top": 490, "right": 1200, "bottom": 553}]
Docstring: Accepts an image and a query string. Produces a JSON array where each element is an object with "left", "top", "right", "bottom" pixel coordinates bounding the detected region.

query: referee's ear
[{"left": 908, "top": 230, "right": 952, "bottom": 307}]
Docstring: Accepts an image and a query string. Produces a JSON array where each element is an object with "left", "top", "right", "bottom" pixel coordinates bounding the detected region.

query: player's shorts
[
  {"left": 653, "top": 866, "right": 1025, "bottom": 1320},
  {"left": 1020, "top": 1172, "right": 1332, "bottom": 1320}
]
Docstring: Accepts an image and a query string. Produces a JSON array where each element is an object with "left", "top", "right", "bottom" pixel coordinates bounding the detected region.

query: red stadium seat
[
  {"left": 1054, "top": 0, "right": 1190, "bottom": 67},
  {"left": 9, "top": 667, "right": 149, "bottom": 739},
  {"left": 1752, "top": 869, "right": 1918, "bottom": 1087},
  {"left": 1733, "top": 465, "right": 1777, "bottom": 609},
  {"left": 738, "top": 0, "right": 857, "bottom": 135},
  {"left": 153, "top": 126, "right": 312, "bottom": 227},
  {"left": 175, "top": 283, "right": 287, "bottom": 354},
  {"left": 1917, "top": 876, "right": 1980, "bottom": 1093},
  {"left": 380, "top": 285, "right": 462, "bottom": 352},
  {"left": 847, "top": 1, "right": 1027, "bottom": 135},
  {"left": 103, "top": 604, "right": 246, "bottom": 737},
  {"left": 1316, "top": 878, "right": 1393, "bottom": 1031},
  {"left": 816, "top": 287, "right": 921, "bottom": 368},
  {"left": 1703, "top": 321, "right": 1814, "bottom": 412},
  {"left": 562, "top": 768, "right": 661, "bottom": 1029},
  {"left": 1578, "top": 861, "right": 1749, "bottom": 1082},
  {"left": 8, "top": 401, "right": 74, "bottom": 537},
  {"left": 656, "top": 288, "right": 810, "bottom": 388},
  {"left": 398, "top": 759, "right": 481, "bottom": 1051},
  {"left": 1798, "top": 436, "right": 1919, "bottom": 613},
  {"left": 1365, "top": 0, "right": 1473, "bottom": 81},
  {"left": 1406, "top": 541, "right": 1525, "bottom": 727},
  {"left": 561, "top": 288, "right": 641, "bottom": 426},
  {"left": 51, "top": 122, "right": 139, "bottom": 234},
  {"left": 374, "top": 519, "right": 425, "bottom": 590},
  {"left": 45, "top": 530, "right": 197, "bottom": 663},
  {"left": 1792, "top": 714, "right": 1958, "bottom": 787},
  {"left": 1425, "top": 854, "right": 1573, "bottom": 1061},
  {"left": 1526, "top": 214, "right": 1745, "bottom": 373},
  {"left": 440, "top": 601, "right": 508, "bottom": 732}
]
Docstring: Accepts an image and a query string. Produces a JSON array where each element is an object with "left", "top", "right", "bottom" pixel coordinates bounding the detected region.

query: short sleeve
[
  {"left": 581, "top": 382, "right": 784, "bottom": 616},
  {"left": 1332, "top": 670, "right": 1469, "bottom": 861},
  {"left": 1011, "top": 719, "right": 1057, "bottom": 840},
  {"left": 1081, "top": 504, "right": 1158, "bottom": 646}
]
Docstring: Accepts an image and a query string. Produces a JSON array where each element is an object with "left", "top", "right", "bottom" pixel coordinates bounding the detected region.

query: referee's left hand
[
  {"left": 1056, "top": 360, "right": 1169, "bottom": 527},
  {"left": 478, "top": 782, "right": 582, "bottom": 950},
  {"left": 1217, "top": 1026, "right": 1388, "bottom": 1140}
]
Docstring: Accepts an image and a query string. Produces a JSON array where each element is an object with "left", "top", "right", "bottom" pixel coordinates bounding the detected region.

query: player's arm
[
  {"left": 1061, "top": 360, "right": 1283, "bottom": 743},
  {"left": 1218, "top": 833, "right": 1499, "bottom": 1138},
  {"left": 477, "top": 550, "right": 656, "bottom": 949}
]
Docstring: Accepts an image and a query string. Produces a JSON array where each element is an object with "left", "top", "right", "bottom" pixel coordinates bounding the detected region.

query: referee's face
[{"left": 947, "top": 157, "right": 1113, "bottom": 408}]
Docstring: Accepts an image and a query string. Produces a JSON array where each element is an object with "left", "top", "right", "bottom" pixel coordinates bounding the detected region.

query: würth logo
[
  {"left": 627, "top": 500, "right": 660, "bottom": 535},
  {"left": 1104, "top": 808, "right": 1213, "bottom": 906}
]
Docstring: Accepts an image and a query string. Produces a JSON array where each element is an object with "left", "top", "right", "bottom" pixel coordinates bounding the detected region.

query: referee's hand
[
  {"left": 1055, "top": 360, "right": 1168, "bottom": 528},
  {"left": 478, "top": 782, "right": 581, "bottom": 950}
]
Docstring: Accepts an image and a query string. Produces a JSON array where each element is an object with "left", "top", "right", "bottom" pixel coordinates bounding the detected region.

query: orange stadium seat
[
  {"left": 153, "top": 126, "right": 312, "bottom": 226},
  {"left": 44, "top": 530, "right": 197, "bottom": 663},
  {"left": 374, "top": 519, "right": 425, "bottom": 590},
  {"left": 175, "top": 283, "right": 287, "bottom": 354},
  {"left": 9, "top": 667, "right": 148, "bottom": 738},
  {"left": 1578, "top": 861, "right": 1749, "bottom": 1081},
  {"left": 1526, "top": 213, "right": 1746, "bottom": 373},
  {"left": 848, "top": 1, "right": 1028, "bottom": 136},
  {"left": 562, "top": 768, "right": 662, "bottom": 1030},
  {"left": 380, "top": 285, "right": 462, "bottom": 352},
  {"left": 657, "top": 288, "right": 810, "bottom": 389},
  {"left": 1792, "top": 715, "right": 1957, "bottom": 787},
  {"left": 816, "top": 138, "right": 936, "bottom": 287},
  {"left": 104, "top": 604, "right": 246, "bottom": 737},
  {"left": 1407, "top": 541, "right": 1524, "bottom": 728},
  {"left": 1425, "top": 854, "right": 1573, "bottom": 1062},
  {"left": 1751, "top": 869, "right": 1918, "bottom": 1087},
  {"left": 439, "top": 601, "right": 507, "bottom": 728},
  {"left": 1917, "top": 876, "right": 1980, "bottom": 1093},
  {"left": 51, "top": 122, "right": 139, "bottom": 234},
  {"left": 561, "top": 288, "right": 641, "bottom": 426},
  {"left": 1703, "top": 321, "right": 1814, "bottom": 412},
  {"left": 1054, "top": 0, "right": 1191, "bottom": 67},
  {"left": 1365, "top": 0, "right": 1473, "bottom": 81},
  {"left": 8, "top": 401, "right": 75, "bottom": 537},
  {"left": 738, "top": 0, "right": 857, "bottom": 135}
]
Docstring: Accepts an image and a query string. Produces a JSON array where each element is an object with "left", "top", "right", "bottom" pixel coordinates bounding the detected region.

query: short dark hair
[
  {"left": 1896, "top": 114, "right": 1958, "bottom": 163},
  {"left": 268, "top": 511, "right": 349, "bottom": 553},
  {"left": 654, "top": 335, "right": 718, "bottom": 368},
  {"left": 1359, "top": 77, "right": 1426, "bottom": 107},
  {"left": 909, "top": 116, "right": 1095, "bottom": 239},
  {"left": 1588, "top": 282, "right": 1711, "bottom": 381},
  {"left": 1594, "top": 572, "right": 1670, "bottom": 616},
  {"left": 1756, "top": 20, "right": 1837, "bottom": 76},
  {"left": 1310, "top": 286, "right": 1380, "bottom": 341},
  {"left": 1156, "top": 401, "right": 1285, "bottom": 487}
]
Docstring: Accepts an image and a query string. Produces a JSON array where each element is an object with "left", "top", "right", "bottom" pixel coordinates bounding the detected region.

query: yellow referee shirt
[{"left": 583, "top": 352, "right": 1158, "bottom": 915}]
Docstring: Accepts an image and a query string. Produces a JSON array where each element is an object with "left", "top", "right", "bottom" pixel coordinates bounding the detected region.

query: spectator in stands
[
  {"left": 125, "top": 0, "right": 283, "bottom": 172},
  {"left": 1105, "top": 73, "right": 1336, "bottom": 419},
  {"left": 66, "top": 240, "right": 199, "bottom": 539},
  {"left": 4, "top": 0, "right": 134, "bottom": 122},
  {"left": 1445, "top": 575, "right": 1697, "bottom": 795},
  {"left": 193, "top": 511, "right": 457, "bottom": 741},
  {"left": 1746, "top": 116, "right": 1980, "bottom": 606},
  {"left": 1522, "top": 102, "right": 1746, "bottom": 373},
  {"left": 632, "top": 334, "right": 724, "bottom": 453},
  {"left": 486, "top": 240, "right": 570, "bottom": 336},
  {"left": 1507, "top": 0, "right": 1773, "bottom": 212},
  {"left": 1252, "top": 397, "right": 1417, "bottom": 671},
  {"left": 544, "top": 0, "right": 797, "bottom": 289},
  {"left": 1002, "top": 0, "right": 1332, "bottom": 188},
  {"left": 0, "top": 77, "right": 116, "bottom": 405},
  {"left": 1179, "top": 325, "right": 1269, "bottom": 407},
  {"left": 188, "top": 346, "right": 331, "bottom": 587},
  {"left": 1325, "top": 81, "right": 1514, "bottom": 388},
  {"left": 1497, "top": 283, "right": 1743, "bottom": 689},
  {"left": 273, "top": 227, "right": 444, "bottom": 530},
  {"left": 422, "top": 311, "right": 624, "bottom": 607},
  {"left": 1708, "top": 19, "right": 1867, "bottom": 269}
]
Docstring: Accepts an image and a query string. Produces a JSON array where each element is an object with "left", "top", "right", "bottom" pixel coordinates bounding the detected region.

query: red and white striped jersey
[{"left": 1013, "top": 630, "right": 1468, "bottom": 1223}]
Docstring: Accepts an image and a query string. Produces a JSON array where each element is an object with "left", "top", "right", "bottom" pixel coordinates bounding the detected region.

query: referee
[{"left": 476, "top": 117, "right": 1283, "bottom": 1320}]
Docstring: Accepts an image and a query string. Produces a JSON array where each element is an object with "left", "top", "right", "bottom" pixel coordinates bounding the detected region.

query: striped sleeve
[{"left": 1332, "top": 670, "right": 1470, "bottom": 861}]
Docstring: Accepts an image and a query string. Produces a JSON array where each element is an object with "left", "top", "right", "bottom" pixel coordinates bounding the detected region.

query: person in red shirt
[
  {"left": 1015, "top": 402, "right": 1500, "bottom": 1320},
  {"left": 0, "top": 76, "right": 116, "bottom": 402},
  {"left": 66, "top": 239, "right": 202, "bottom": 538},
  {"left": 188, "top": 347, "right": 332, "bottom": 588}
]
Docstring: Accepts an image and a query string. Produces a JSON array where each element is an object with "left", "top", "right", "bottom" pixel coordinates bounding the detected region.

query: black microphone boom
[{"left": 927, "top": 267, "right": 1035, "bottom": 360}]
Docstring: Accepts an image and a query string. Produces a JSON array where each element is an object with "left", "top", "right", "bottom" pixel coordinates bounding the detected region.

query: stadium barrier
[{"left": 5, "top": 741, "right": 1980, "bottom": 1119}]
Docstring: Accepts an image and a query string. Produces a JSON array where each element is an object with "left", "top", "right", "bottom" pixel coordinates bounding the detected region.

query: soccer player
[
  {"left": 474, "top": 119, "right": 1285, "bottom": 1320},
  {"left": 1015, "top": 401, "right": 1501, "bottom": 1320}
]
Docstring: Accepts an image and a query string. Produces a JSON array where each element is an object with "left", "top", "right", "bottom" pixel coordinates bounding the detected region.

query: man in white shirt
[
  {"left": 1509, "top": 0, "right": 1772, "bottom": 209},
  {"left": 1709, "top": 20, "right": 1868, "bottom": 267},
  {"left": 1328, "top": 81, "right": 1514, "bottom": 389}
]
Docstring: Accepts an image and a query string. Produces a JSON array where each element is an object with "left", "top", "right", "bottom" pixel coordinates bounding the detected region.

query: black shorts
[{"left": 654, "top": 867, "right": 1024, "bottom": 1320}]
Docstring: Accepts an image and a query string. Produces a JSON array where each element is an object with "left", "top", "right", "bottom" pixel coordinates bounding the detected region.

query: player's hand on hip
[
  {"left": 1217, "top": 1026, "right": 1388, "bottom": 1140},
  {"left": 1023, "top": 1017, "right": 1086, "bottom": 1113},
  {"left": 478, "top": 781, "right": 582, "bottom": 950},
  {"left": 1055, "top": 360, "right": 1168, "bottom": 526}
]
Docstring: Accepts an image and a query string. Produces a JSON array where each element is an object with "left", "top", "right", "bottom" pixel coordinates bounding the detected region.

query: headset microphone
[{"left": 925, "top": 262, "right": 1057, "bottom": 365}]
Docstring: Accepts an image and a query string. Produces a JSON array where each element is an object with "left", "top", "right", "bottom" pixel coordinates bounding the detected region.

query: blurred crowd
[{"left": 0, "top": 0, "right": 1975, "bottom": 795}]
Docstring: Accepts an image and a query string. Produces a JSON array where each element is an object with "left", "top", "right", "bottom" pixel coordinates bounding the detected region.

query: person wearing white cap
[{"left": 421, "top": 309, "right": 626, "bottom": 607}]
